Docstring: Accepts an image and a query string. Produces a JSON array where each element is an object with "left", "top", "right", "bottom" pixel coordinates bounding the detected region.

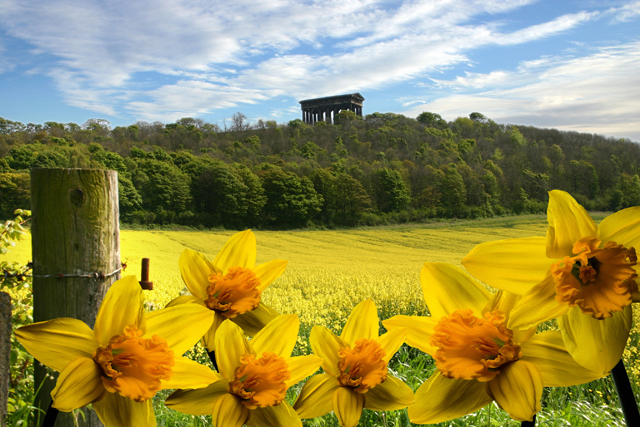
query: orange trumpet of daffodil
[
  {"left": 167, "top": 229, "right": 287, "bottom": 350},
  {"left": 294, "top": 299, "right": 414, "bottom": 427},
  {"left": 14, "top": 275, "right": 217, "bottom": 427},
  {"left": 383, "top": 263, "right": 603, "bottom": 423},
  {"left": 462, "top": 190, "right": 639, "bottom": 374},
  {"left": 165, "top": 314, "right": 322, "bottom": 426}
]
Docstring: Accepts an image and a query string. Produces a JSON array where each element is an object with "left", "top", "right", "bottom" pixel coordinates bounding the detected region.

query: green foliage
[
  {"left": 260, "top": 168, "right": 322, "bottom": 228},
  {"left": 372, "top": 168, "right": 411, "bottom": 213},
  {"left": 0, "top": 210, "right": 36, "bottom": 422},
  {"left": 0, "top": 173, "right": 30, "bottom": 219},
  {"left": 0, "top": 112, "right": 639, "bottom": 227},
  {"left": 439, "top": 164, "right": 467, "bottom": 216},
  {"left": 416, "top": 111, "right": 448, "bottom": 129}
]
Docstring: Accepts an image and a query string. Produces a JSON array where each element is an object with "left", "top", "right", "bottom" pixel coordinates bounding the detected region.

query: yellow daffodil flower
[
  {"left": 165, "top": 314, "right": 322, "bottom": 427},
  {"left": 167, "top": 229, "right": 288, "bottom": 350},
  {"left": 383, "top": 263, "right": 603, "bottom": 423},
  {"left": 462, "top": 190, "right": 639, "bottom": 374},
  {"left": 294, "top": 299, "right": 414, "bottom": 427},
  {"left": 14, "top": 275, "right": 217, "bottom": 427}
]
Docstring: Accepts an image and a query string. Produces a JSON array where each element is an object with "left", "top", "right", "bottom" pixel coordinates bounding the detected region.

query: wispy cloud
[
  {"left": 403, "top": 42, "right": 640, "bottom": 140},
  {"left": 0, "top": 0, "right": 638, "bottom": 138}
]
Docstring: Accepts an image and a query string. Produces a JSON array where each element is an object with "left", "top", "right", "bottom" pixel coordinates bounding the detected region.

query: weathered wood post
[
  {"left": 31, "top": 168, "right": 120, "bottom": 427},
  {"left": 0, "top": 291, "right": 10, "bottom": 427}
]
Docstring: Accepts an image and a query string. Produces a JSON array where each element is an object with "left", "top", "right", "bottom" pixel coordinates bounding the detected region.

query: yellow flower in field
[
  {"left": 383, "top": 263, "right": 603, "bottom": 423},
  {"left": 14, "top": 276, "right": 217, "bottom": 427},
  {"left": 168, "top": 229, "right": 287, "bottom": 350},
  {"left": 165, "top": 314, "right": 322, "bottom": 427},
  {"left": 294, "top": 299, "right": 414, "bottom": 427},
  {"left": 462, "top": 190, "right": 639, "bottom": 373}
]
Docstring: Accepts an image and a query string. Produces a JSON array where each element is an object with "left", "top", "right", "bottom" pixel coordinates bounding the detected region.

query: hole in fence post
[{"left": 68, "top": 188, "right": 85, "bottom": 208}]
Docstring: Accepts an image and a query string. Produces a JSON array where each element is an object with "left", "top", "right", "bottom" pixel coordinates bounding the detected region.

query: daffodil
[
  {"left": 462, "top": 190, "right": 639, "bottom": 374},
  {"left": 167, "top": 229, "right": 288, "bottom": 350},
  {"left": 14, "top": 275, "right": 217, "bottom": 427},
  {"left": 383, "top": 263, "right": 603, "bottom": 423},
  {"left": 294, "top": 299, "right": 414, "bottom": 427},
  {"left": 165, "top": 314, "right": 322, "bottom": 426}
]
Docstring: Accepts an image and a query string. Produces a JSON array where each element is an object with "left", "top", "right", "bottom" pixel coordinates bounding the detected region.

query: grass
[{"left": 4, "top": 213, "right": 639, "bottom": 426}]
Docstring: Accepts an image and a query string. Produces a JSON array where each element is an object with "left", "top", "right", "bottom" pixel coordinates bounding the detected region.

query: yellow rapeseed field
[
  {"left": 5, "top": 215, "right": 553, "bottom": 329},
  {"left": 5, "top": 213, "right": 640, "bottom": 380}
]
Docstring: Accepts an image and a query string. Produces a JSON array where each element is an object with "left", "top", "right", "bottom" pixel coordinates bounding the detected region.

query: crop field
[{"left": 5, "top": 214, "right": 640, "bottom": 426}]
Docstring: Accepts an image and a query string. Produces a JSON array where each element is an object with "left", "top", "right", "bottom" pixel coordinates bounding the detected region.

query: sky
[{"left": 0, "top": 0, "right": 639, "bottom": 141}]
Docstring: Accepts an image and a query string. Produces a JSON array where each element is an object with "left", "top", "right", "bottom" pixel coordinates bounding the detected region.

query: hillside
[{"left": 1, "top": 111, "right": 639, "bottom": 229}]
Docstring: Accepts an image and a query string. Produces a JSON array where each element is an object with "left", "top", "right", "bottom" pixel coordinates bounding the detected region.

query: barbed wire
[{"left": 2, "top": 263, "right": 123, "bottom": 281}]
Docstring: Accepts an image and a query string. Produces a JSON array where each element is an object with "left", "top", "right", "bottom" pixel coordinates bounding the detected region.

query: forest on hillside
[{"left": 1, "top": 111, "right": 639, "bottom": 229}]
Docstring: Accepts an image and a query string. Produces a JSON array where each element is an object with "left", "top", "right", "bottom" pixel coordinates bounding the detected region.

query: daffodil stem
[
  {"left": 41, "top": 400, "right": 58, "bottom": 427},
  {"left": 611, "top": 359, "right": 640, "bottom": 425},
  {"left": 207, "top": 350, "right": 219, "bottom": 372},
  {"left": 520, "top": 414, "right": 536, "bottom": 426}
]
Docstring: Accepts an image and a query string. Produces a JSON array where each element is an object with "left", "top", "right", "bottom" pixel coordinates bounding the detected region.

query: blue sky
[{"left": 1, "top": 0, "right": 639, "bottom": 140}]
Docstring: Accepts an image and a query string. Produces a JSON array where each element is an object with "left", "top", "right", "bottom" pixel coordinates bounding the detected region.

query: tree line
[{"left": 0, "top": 110, "right": 639, "bottom": 229}]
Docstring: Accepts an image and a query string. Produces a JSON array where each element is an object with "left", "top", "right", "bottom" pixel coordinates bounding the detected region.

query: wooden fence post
[
  {"left": 31, "top": 168, "right": 120, "bottom": 427},
  {"left": 1, "top": 291, "right": 10, "bottom": 427}
]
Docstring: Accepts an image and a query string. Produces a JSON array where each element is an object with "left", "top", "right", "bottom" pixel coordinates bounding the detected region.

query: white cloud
[
  {"left": 402, "top": 42, "right": 640, "bottom": 140},
  {"left": 606, "top": 0, "right": 640, "bottom": 22},
  {"left": 0, "top": 0, "right": 637, "bottom": 137}
]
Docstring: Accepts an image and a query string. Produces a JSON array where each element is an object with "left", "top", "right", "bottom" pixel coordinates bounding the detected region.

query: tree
[
  {"left": 134, "top": 159, "right": 192, "bottom": 220},
  {"left": 439, "top": 164, "right": 467, "bottom": 216},
  {"left": 0, "top": 173, "right": 30, "bottom": 218},
  {"left": 333, "top": 173, "right": 371, "bottom": 225},
  {"left": 417, "top": 112, "right": 447, "bottom": 129},
  {"left": 372, "top": 168, "right": 411, "bottom": 213},
  {"left": 231, "top": 112, "right": 249, "bottom": 131},
  {"left": 260, "top": 168, "right": 322, "bottom": 228}
]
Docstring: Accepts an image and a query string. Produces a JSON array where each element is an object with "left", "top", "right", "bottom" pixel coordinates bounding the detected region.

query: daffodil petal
[
  {"left": 546, "top": 190, "right": 597, "bottom": 258},
  {"left": 310, "top": 325, "right": 348, "bottom": 377},
  {"left": 332, "top": 386, "right": 364, "bottom": 427},
  {"left": 213, "top": 230, "right": 256, "bottom": 272},
  {"left": 231, "top": 302, "right": 279, "bottom": 337},
  {"left": 144, "top": 304, "right": 214, "bottom": 355},
  {"left": 285, "top": 355, "right": 324, "bottom": 387},
  {"left": 247, "top": 401, "right": 302, "bottom": 427},
  {"left": 340, "top": 299, "right": 378, "bottom": 345},
  {"left": 487, "top": 360, "right": 542, "bottom": 422},
  {"left": 462, "top": 237, "right": 549, "bottom": 295},
  {"left": 164, "top": 377, "right": 227, "bottom": 415},
  {"left": 215, "top": 319, "right": 253, "bottom": 380},
  {"left": 509, "top": 272, "right": 570, "bottom": 330},
  {"left": 14, "top": 318, "right": 98, "bottom": 372},
  {"left": 253, "top": 259, "right": 288, "bottom": 291},
  {"left": 166, "top": 294, "right": 205, "bottom": 308},
  {"left": 51, "top": 357, "right": 105, "bottom": 411},
  {"left": 250, "top": 314, "right": 298, "bottom": 358},
  {"left": 94, "top": 275, "right": 145, "bottom": 345},
  {"left": 162, "top": 357, "right": 219, "bottom": 390},
  {"left": 408, "top": 371, "right": 491, "bottom": 424},
  {"left": 93, "top": 392, "right": 155, "bottom": 427},
  {"left": 376, "top": 328, "right": 407, "bottom": 364},
  {"left": 520, "top": 331, "right": 605, "bottom": 386},
  {"left": 364, "top": 375, "right": 414, "bottom": 411},
  {"left": 212, "top": 393, "right": 249, "bottom": 427},
  {"left": 293, "top": 373, "right": 339, "bottom": 419},
  {"left": 179, "top": 248, "right": 213, "bottom": 300},
  {"left": 559, "top": 305, "right": 632, "bottom": 374},
  {"left": 382, "top": 315, "right": 438, "bottom": 356},
  {"left": 597, "top": 206, "right": 640, "bottom": 249},
  {"left": 202, "top": 312, "right": 225, "bottom": 352},
  {"left": 421, "top": 262, "right": 490, "bottom": 319}
]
